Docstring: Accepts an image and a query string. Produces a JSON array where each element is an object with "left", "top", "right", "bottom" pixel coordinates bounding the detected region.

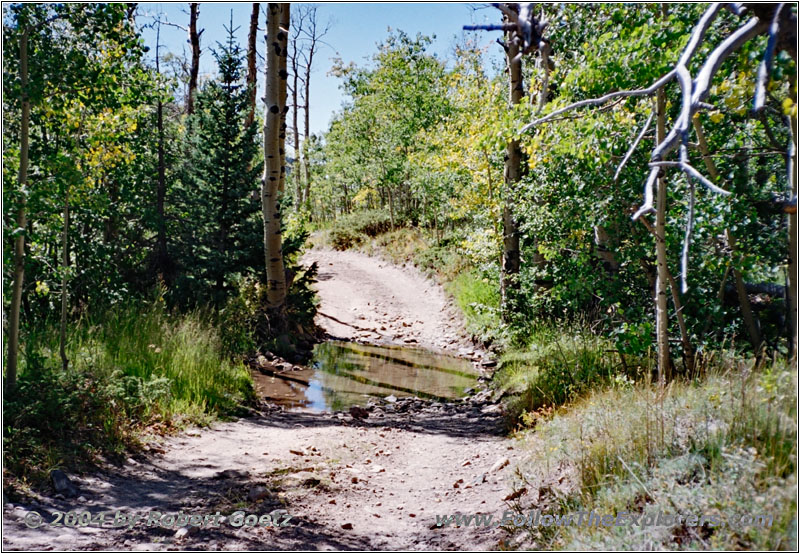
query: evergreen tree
[{"left": 174, "top": 22, "right": 261, "bottom": 305}]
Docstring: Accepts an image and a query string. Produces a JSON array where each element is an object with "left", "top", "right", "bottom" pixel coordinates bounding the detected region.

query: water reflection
[{"left": 251, "top": 341, "right": 478, "bottom": 411}]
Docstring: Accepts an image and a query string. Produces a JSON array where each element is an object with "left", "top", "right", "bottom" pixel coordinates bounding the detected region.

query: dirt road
[
  {"left": 302, "top": 248, "right": 481, "bottom": 357},
  {"left": 3, "top": 249, "right": 516, "bottom": 551}
]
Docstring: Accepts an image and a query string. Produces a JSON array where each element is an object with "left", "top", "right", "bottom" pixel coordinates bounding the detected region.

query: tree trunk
[
  {"left": 639, "top": 217, "right": 693, "bottom": 372},
  {"left": 262, "top": 3, "right": 289, "bottom": 309},
  {"left": 187, "top": 3, "right": 201, "bottom": 115},
  {"left": 655, "top": 85, "right": 671, "bottom": 384},
  {"left": 290, "top": 30, "right": 301, "bottom": 208},
  {"left": 302, "top": 72, "right": 311, "bottom": 207},
  {"left": 277, "top": 5, "right": 290, "bottom": 195},
  {"left": 500, "top": 18, "right": 523, "bottom": 318},
  {"left": 7, "top": 26, "right": 30, "bottom": 389},
  {"left": 155, "top": 21, "right": 170, "bottom": 283},
  {"left": 245, "top": 3, "right": 259, "bottom": 127},
  {"left": 59, "top": 189, "right": 70, "bottom": 372},
  {"left": 593, "top": 225, "right": 619, "bottom": 274}
]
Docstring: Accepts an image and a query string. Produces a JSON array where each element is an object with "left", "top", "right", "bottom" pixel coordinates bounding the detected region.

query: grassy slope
[
  {"left": 4, "top": 301, "right": 253, "bottom": 490},
  {"left": 316, "top": 223, "right": 798, "bottom": 550}
]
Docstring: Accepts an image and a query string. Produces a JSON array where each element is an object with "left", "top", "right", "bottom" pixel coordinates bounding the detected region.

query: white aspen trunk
[
  {"left": 655, "top": 86, "right": 671, "bottom": 384},
  {"left": 501, "top": 16, "right": 523, "bottom": 318},
  {"left": 262, "top": 3, "right": 289, "bottom": 309}
]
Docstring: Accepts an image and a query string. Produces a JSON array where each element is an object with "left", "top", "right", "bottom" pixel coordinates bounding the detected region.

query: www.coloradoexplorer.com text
[{"left": 435, "top": 510, "right": 773, "bottom": 529}]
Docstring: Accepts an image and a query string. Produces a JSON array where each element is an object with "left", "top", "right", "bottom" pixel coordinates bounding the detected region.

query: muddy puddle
[{"left": 251, "top": 341, "right": 478, "bottom": 411}]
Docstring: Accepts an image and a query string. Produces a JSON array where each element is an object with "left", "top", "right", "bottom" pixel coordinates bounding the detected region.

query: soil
[{"left": 2, "top": 248, "right": 519, "bottom": 551}]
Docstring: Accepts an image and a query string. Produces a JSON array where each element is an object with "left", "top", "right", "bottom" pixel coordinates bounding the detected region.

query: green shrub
[
  {"left": 496, "top": 326, "right": 636, "bottom": 423},
  {"left": 330, "top": 225, "right": 363, "bottom": 250},
  {"left": 327, "top": 210, "right": 394, "bottom": 250},
  {"left": 5, "top": 302, "right": 254, "bottom": 487}
]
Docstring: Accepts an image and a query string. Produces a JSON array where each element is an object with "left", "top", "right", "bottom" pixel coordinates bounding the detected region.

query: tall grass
[
  {"left": 4, "top": 300, "right": 253, "bottom": 487},
  {"left": 446, "top": 270, "right": 501, "bottom": 342},
  {"left": 502, "top": 332, "right": 797, "bottom": 550}
]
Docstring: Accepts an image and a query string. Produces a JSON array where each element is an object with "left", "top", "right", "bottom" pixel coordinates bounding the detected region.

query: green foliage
[
  {"left": 327, "top": 210, "right": 394, "bottom": 250},
  {"left": 496, "top": 326, "right": 636, "bottom": 422},
  {"left": 4, "top": 300, "right": 253, "bottom": 485},
  {"left": 447, "top": 270, "right": 501, "bottom": 343},
  {"left": 171, "top": 25, "right": 262, "bottom": 306}
]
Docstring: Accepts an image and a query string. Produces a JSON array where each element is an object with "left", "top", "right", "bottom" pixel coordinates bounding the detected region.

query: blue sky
[{"left": 138, "top": 3, "right": 504, "bottom": 135}]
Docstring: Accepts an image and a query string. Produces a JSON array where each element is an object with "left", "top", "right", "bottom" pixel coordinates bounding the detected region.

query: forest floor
[{"left": 2, "top": 248, "right": 519, "bottom": 551}]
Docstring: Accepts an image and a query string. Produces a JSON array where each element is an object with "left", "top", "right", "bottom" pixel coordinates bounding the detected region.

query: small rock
[
  {"left": 385, "top": 395, "right": 397, "bottom": 403},
  {"left": 50, "top": 469, "right": 78, "bottom": 497},
  {"left": 472, "top": 473, "right": 488, "bottom": 486},
  {"left": 489, "top": 457, "right": 510, "bottom": 473},
  {"left": 175, "top": 526, "right": 199, "bottom": 539},
  {"left": 248, "top": 486, "right": 269, "bottom": 502},
  {"left": 341, "top": 523, "right": 354, "bottom": 530},
  {"left": 349, "top": 406, "right": 369, "bottom": 420},
  {"left": 213, "top": 469, "right": 247, "bottom": 480}
]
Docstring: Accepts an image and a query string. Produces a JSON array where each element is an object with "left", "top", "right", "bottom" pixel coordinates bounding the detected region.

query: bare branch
[
  {"left": 681, "top": 180, "right": 696, "bottom": 293},
  {"left": 463, "top": 23, "right": 516, "bottom": 32},
  {"left": 614, "top": 110, "right": 654, "bottom": 182},
  {"left": 753, "top": 4, "right": 784, "bottom": 112},
  {"left": 652, "top": 16, "right": 768, "bottom": 161},
  {"left": 520, "top": 70, "right": 676, "bottom": 133},
  {"left": 632, "top": 167, "right": 660, "bottom": 220}
]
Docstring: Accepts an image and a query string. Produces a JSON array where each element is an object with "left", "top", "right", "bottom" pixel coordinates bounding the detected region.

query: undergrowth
[
  {"left": 4, "top": 301, "right": 254, "bottom": 490},
  {"left": 500, "top": 332, "right": 797, "bottom": 550}
]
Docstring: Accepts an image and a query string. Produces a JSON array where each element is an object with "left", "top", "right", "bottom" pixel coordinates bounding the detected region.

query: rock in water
[{"left": 50, "top": 469, "right": 78, "bottom": 497}]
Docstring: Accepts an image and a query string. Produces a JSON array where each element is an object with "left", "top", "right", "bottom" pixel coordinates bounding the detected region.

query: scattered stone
[
  {"left": 50, "top": 469, "right": 78, "bottom": 497},
  {"left": 481, "top": 404, "right": 502, "bottom": 415},
  {"left": 490, "top": 457, "right": 510, "bottom": 473},
  {"left": 289, "top": 449, "right": 305, "bottom": 456},
  {"left": 175, "top": 526, "right": 199, "bottom": 539},
  {"left": 341, "top": 523, "right": 354, "bottom": 530},
  {"left": 385, "top": 395, "right": 397, "bottom": 403},
  {"left": 247, "top": 486, "right": 269, "bottom": 502},
  {"left": 213, "top": 469, "right": 247, "bottom": 480},
  {"left": 349, "top": 406, "right": 369, "bottom": 420},
  {"left": 472, "top": 473, "right": 488, "bottom": 486}
]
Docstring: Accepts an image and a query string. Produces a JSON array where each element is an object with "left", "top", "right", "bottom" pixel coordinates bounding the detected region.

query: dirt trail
[
  {"left": 302, "top": 248, "right": 480, "bottom": 357},
  {"left": 3, "top": 248, "right": 517, "bottom": 551}
]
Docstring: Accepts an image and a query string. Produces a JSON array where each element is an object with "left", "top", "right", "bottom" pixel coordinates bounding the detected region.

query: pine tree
[{"left": 175, "top": 21, "right": 261, "bottom": 305}]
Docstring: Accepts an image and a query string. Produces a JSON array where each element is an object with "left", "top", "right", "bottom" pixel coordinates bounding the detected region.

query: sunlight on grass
[
  {"left": 5, "top": 301, "right": 253, "bottom": 485},
  {"left": 505, "top": 348, "right": 797, "bottom": 550}
]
